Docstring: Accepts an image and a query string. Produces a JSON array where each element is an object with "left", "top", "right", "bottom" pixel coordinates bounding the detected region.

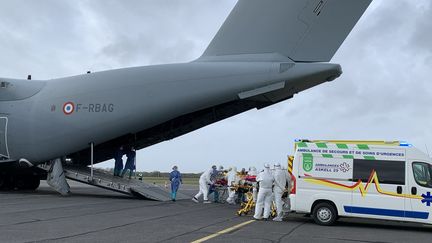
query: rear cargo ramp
[{"left": 62, "top": 165, "right": 189, "bottom": 201}]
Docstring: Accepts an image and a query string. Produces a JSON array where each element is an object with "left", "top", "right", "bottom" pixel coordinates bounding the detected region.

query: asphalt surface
[{"left": 1, "top": 181, "right": 432, "bottom": 243}]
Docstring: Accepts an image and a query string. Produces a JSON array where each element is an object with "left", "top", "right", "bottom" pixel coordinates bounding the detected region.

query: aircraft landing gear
[
  {"left": 28, "top": 176, "right": 41, "bottom": 190},
  {"left": 0, "top": 174, "right": 6, "bottom": 190},
  {"left": 0, "top": 174, "right": 40, "bottom": 191},
  {"left": 14, "top": 175, "right": 41, "bottom": 190},
  {"left": 0, "top": 163, "right": 45, "bottom": 191}
]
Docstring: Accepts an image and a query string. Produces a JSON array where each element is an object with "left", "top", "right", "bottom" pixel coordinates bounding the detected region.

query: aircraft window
[
  {"left": 353, "top": 159, "right": 405, "bottom": 185},
  {"left": 412, "top": 162, "right": 432, "bottom": 188},
  {"left": 0, "top": 81, "right": 9, "bottom": 89}
]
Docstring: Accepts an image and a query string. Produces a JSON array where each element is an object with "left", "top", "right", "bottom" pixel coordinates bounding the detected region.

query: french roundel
[{"left": 63, "top": 102, "right": 75, "bottom": 115}]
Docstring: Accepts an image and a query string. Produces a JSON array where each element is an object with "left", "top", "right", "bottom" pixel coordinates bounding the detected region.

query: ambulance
[{"left": 288, "top": 140, "right": 432, "bottom": 226}]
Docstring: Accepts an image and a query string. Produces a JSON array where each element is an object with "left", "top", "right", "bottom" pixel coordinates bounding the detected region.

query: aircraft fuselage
[{"left": 0, "top": 60, "right": 341, "bottom": 165}]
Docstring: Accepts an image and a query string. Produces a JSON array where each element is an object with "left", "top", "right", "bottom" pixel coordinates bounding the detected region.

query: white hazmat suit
[
  {"left": 253, "top": 165, "right": 275, "bottom": 220},
  {"left": 193, "top": 169, "right": 213, "bottom": 203},
  {"left": 273, "top": 164, "right": 291, "bottom": 221},
  {"left": 226, "top": 167, "right": 239, "bottom": 204}
]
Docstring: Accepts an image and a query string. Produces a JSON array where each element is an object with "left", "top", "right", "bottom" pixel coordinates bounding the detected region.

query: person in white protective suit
[
  {"left": 253, "top": 163, "right": 275, "bottom": 220},
  {"left": 226, "top": 166, "right": 239, "bottom": 204},
  {"left": 272, "top": 163, "right": 291, "bottom": 221},
  {"left": 192, "top": 167, "right": 214, "bottom": 203},
  {"left": 248, "top": 166, "right": 258, "bottom": 202}
]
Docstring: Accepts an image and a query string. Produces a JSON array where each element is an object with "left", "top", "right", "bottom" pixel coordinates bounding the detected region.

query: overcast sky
[{"left": 1, "top": 1, "right": 431, "bottom": 173}]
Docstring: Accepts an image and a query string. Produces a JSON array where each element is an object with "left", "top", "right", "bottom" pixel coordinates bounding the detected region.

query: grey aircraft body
[{"left": 0, "top": 0, "right": 372, "bottom": 190}]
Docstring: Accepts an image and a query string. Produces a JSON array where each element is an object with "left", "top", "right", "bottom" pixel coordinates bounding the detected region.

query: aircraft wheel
[
  {"left": 0, "top": 174, "right": 12, "bottom": 190},
  {"left": 13, "top": 176, "right": 26, "bottom": 190},
  {"left": 0, "top": 175, "right": 5, "bottom": 190},
  {"left": 26, "top": 176, "right": 40, "bottom": 190},
  {"left": 14, "top": 175, "right": 40, "bottom": 190}
]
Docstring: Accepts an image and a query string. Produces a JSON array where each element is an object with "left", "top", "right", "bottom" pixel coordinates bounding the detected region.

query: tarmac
[{"left": 1, "top": 181, "right": 432, "bottom": 243}]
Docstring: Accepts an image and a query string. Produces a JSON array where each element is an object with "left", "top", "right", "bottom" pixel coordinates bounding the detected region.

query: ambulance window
[
  {"left": 353, "top": 159, "right": 405, "bottom": 185},
  {"left": 412, "top": 162, "right": 432, "bottom": 188}
]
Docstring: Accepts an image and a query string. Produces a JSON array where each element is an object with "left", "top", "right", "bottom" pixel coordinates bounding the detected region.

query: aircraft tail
[{"left": 200, "top": 0, "right": 372, "bottom": 62}]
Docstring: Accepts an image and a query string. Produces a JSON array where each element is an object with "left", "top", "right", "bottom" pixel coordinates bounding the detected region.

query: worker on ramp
[
  {"left": 253, "top": 163, "right": 275, "bottom": 220},
  {"left": 192, "top": 166, "right": 214, "bottom": 204},
  {"left": 113, "top": 146, "right": 124, "bottom": 177},
  {"left": 272, "top": 163, "right": 291, "bottom": 222},
  {"left": 120, "top": 147, "right": 136, "bottom": 179}
]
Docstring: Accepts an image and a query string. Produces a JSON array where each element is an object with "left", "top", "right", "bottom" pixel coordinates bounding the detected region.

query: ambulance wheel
[{"left": 312, "top": 202, "right": 337, "bottom": 226}]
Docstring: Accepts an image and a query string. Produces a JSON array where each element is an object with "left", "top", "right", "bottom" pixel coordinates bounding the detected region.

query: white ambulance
[{"left": 289, "top": 140, "right": 432, "bottom": 226}]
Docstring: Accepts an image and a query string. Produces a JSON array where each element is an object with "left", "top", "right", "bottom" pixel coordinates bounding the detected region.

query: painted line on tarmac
[{"left": 191, "top": 220, "right": 255, "bottom": 243}]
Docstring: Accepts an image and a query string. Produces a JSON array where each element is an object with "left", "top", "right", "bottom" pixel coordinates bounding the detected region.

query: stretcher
[
  {"left": 236, "top": 190, "right": 255, "bottom": 216},
  {"left": 209, "top": 177, "right": 228, "bottom": 203},
  {"left": 236, "top": 190, "right": 277, "bottom": 217},
  {"left": 235, "top": 174, "right": 277, "bottom": 217}
]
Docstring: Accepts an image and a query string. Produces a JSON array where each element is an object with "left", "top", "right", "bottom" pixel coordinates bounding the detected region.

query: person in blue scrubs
[{"left": 170, "top": 166, "right": 183, "bottom": 201}]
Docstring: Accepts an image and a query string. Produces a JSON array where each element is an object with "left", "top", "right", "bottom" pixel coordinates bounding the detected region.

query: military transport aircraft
[{"left": 0, "top": 0, "right": 372, "bottom": 191}]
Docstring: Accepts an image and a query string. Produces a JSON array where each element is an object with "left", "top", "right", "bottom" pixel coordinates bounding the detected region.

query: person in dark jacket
[
  {"left": 121, "top": 147, "right": 136, "bottom": 179},
  {"left": 169, "top": 166, "right": 183, "bottom": 201},
  {"left": 113, "top": 146, "right": 124, "bottom": 176},
  {"left": 207, "top": 165, "right": 220, "bottom": 202}
]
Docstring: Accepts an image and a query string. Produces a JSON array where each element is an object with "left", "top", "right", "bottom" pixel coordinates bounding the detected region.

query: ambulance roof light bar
[{"left": 399, "top": 141, "right": 413, "bottom": 147}]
